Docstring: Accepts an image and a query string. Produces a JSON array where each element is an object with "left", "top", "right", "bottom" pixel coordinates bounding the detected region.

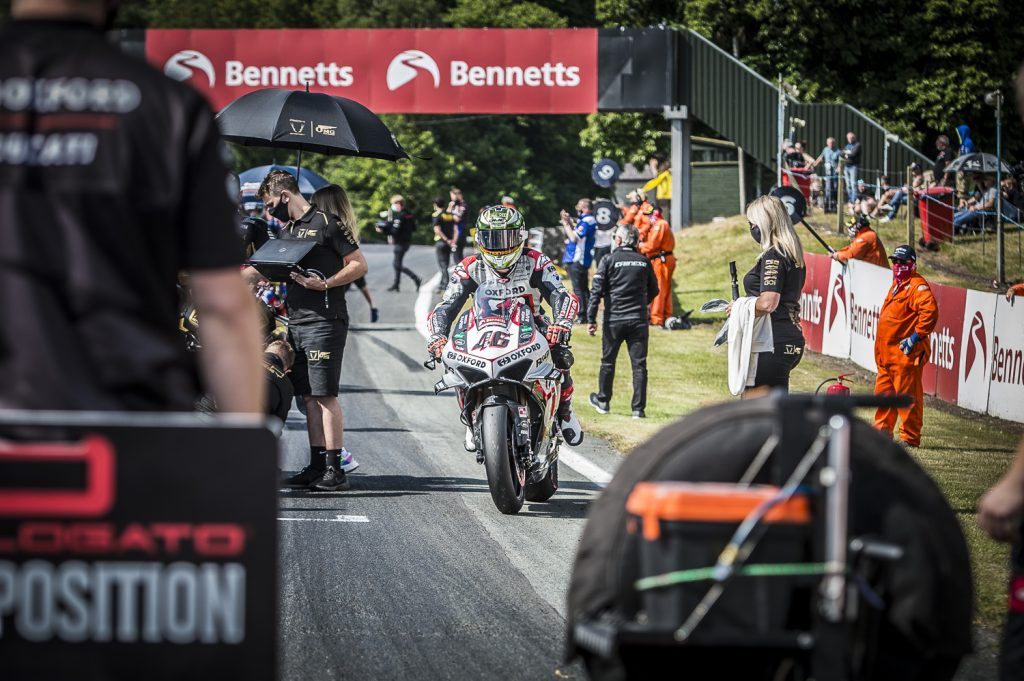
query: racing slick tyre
[
  {"left": 481, "top": 405, "right": 525, "bottom": 514},
  {"left": 525, "top": 460, "right": 558, "bottom": 502}
]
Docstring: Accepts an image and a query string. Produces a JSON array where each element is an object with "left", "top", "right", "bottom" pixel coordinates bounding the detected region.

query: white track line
[
  {"left": 278, "top": 514, "right": 370, "bottom": 523},
  {"left": 558, "top": 447, "right": 613, "bottom": 487},
  {"left": 415, "top": 272, "right": 442, "bottom": 340}
]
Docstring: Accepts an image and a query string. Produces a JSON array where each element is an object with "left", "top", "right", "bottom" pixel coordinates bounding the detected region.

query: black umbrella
[
  {"left": 944, "top": 152, "right": 1011, "bottom": 175},
  {"left": 215, "top": 87, "right": 409, "bottom": 174}
]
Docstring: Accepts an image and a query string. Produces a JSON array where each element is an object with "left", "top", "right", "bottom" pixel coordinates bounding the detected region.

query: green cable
[{"left": 635, "top": 563, "right": 833, "bottom": 592}]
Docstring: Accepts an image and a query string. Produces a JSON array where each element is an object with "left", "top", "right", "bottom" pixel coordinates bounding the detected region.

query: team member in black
[
  {"left": 256, "top": 170, "right": 368, "bottom": 491},
  {"left": 735, "top": 195, "right": 807, "bottom": 396},
  {"left": 379, "top": 194, "right": 422, "bottom": 292},
  {"left": 586, "top": 224, "right": 659, "bottom": 418},
  {"left": 432, "top": 196, "right": 457, "bottom": 290},
  {"left": 263, "top": 340, "right": 295, "bottom": 427},
  {"left": 0, "top": 0, "right": 263, "bottom": 413}
]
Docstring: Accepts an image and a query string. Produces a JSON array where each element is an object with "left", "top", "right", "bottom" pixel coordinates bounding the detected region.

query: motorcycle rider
[{"left": 426, "top": 205, "right": 584, "bottom": 449}]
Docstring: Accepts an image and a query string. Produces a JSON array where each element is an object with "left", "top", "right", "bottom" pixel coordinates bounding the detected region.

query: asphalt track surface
[{"left": 277, "top": 244, "right": 622, "bottom": 681}]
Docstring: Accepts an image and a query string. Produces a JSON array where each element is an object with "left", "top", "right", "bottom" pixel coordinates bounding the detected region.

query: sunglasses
[{"left": 891, "top": 259, "right": 912, "bottom": 265}]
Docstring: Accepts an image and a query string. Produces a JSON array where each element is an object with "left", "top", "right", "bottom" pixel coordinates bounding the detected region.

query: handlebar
[{"left": 423, "top": 356, "right": 438, "bottom": 371}]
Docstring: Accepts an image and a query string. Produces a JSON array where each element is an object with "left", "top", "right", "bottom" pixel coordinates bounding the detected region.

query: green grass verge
[{"left": 569, "top": 215, "right": 1022, "bottom": 629}]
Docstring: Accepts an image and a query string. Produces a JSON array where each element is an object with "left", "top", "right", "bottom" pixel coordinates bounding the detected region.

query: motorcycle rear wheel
[
  {"left": 480, "top": 405, "right": 525, "bottom": 514},
  {"left": 525, "top": 460, "right": 558, "bottom": 502}
]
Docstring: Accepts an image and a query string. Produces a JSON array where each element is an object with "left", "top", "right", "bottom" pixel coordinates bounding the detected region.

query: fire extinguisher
[{"left": 816, "top": 374, "right": 852, "bottom": 395}]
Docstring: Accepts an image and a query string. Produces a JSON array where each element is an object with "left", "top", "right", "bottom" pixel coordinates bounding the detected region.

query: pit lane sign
[
  {"left": 0, "top": 412, "right": 278, "bottom": 680},
  {"left": 147, "top": 29, "right": 598, "bottom": 113}
]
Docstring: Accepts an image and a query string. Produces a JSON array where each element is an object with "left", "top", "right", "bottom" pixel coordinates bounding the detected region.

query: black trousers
[
  {"left": 567, "top": 262, "right": 589, "bottom": 323},
  {"left": 593, "top": 246, "right": 611, "bottom": 271},
  {"left": 392, "top": 243, "right": 418, "bottom": 288},
  {"left": 597, "top": 319, "right": 649, "bottom": 412},
  {"left": 435, "top": 241, "right": 452, "bottom": 284}
]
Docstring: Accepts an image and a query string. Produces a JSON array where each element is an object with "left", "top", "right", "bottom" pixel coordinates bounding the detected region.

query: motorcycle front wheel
[{"left": 480, "top": 405, "right": 525, "bottom": 514}]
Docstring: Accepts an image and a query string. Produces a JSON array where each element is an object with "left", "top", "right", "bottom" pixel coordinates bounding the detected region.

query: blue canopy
[{"left": 238, "top": 164, "right": 330, "bottom": 199}]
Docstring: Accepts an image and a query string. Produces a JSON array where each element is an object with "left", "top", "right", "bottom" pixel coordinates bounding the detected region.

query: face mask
[
  {"left": 892, "top": 262, "right": 915, "bottom": 281},
  {"left": 749, "top": 224, "right": 762, "bottom": 244},
  {"left": 391, "top": 204, "right": 402, "bottom": 213},
  {"left": 270, "top": 197, "right": 290, "bottom": 222}
]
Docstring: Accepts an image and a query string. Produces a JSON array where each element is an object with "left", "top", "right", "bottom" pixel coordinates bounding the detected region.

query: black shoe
[
  {"left": 589, "top": 393, "right": 609, "bottom": 414},
  {"left": 282, "top": 465, "right": 324, "bottom": 488},
  {"left": 387, "top": 285, "right": 400, "bottom": 292},
  {"left": 412, "top": 275, "right": 422, "bottom": 290},
  {"left": 311, "top": 466, "right": 350, "bottom": 492},
  {"left": 632, "top": 410, "right": 646, "bottom": 419},
  {"left": 371, "top": 307, "right": 379, "bottom": 322}
]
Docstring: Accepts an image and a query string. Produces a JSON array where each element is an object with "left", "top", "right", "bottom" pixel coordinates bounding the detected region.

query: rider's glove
[
  {"left": 899, "top": 332, "right": 920, "bottom": 356},
  {"left": 427, "top": 334, "right": 448, "bottom": 359},
  {"left": 545, "top": 324, "right": 571, "bottom": 347}
]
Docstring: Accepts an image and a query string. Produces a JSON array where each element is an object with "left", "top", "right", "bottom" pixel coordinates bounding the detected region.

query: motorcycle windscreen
[{"left": 472, "top": 292, "right": 521, "bottom": 328}]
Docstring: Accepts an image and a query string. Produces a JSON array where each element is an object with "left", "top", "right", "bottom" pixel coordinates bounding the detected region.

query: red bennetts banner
[{"left": 145, "top": 29, "right": 598, "bottom": 113}]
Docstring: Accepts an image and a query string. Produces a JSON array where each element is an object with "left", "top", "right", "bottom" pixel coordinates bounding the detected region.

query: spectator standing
[
  {"left": 815, "top": 137, "right": 842, "bottom": 212},
  {"left": 431, "top": 196, "right": 457, "bottom": 290},
  {"left": 501, "top": 195, "right": 516, "bottom": 208},
  {"left": 832, "top": 214, "right": 888, "bottom": 267},
  {"left": 638, "top": 205, "right": 676, "bottom": 327},
  {"left": 956, "top": 124, "right": 976, "bottom": 156},
  {"left": 257, "top": 170, "right": 368, "bottom": 492},
  {"left": 586, "top": 224, "right": 659, "bottom": 418},
  {"left": 729, "top": 196, "right": 806, "bottom": 396},
  {"left": 0, "top": 0, "right": 263, "bottom": 413},
  {"left": 842, "top": 132, "right": 861, "bottom": 203},
  {"left": 448, "top": 187, "right": 468, "bottom": 262},
  {"left": 560, "top": 198, "right": 598, "bottom": 323},
  {"left": 934, "top": 135, "right": 952, "bottom": 187},
  {"left": 379, "top": 194, "right": 422, "bottom": 292},
  {"left": 873, "top": 245, "right": 938, "bottom": 448}
]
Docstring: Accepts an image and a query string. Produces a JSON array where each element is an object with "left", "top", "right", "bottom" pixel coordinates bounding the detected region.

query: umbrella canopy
[
  {"left": 216, "top": 88, "right": 409, "bottom": 162},
  {"left": 238, "top": 164, "right": 329, "bottom": 199},
  {"left": 944, "top": 152, "right": 1012, "bottom": 175}
]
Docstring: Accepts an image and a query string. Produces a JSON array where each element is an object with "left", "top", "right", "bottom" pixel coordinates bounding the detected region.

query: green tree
[{"left": 444, "top": 0, "right": 567, "bottom": 28}]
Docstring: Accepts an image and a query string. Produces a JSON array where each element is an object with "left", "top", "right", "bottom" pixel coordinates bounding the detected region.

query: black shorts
[
  {"left": 288, "top": 319, "right": 348, "bottom": 397},
  {"left": 753, "top": 339, "right": 804, "bottom": 391}
]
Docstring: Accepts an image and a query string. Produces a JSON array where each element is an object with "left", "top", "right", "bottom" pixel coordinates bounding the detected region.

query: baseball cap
[{"left": 888, "top": 245, "right": 917, "bottom": 262}]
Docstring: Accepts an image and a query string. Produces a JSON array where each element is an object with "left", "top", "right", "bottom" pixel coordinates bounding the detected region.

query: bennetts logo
[
  {"left": 964, "top": 310, "right": 987, "bottom": 381},
  {"left": 387, "top": 50, "right": 440, "bottom": 91},
  {"left": 828, "top": 273, "right": 845, "bottom": 332},
  {"left": 164, "top": 50, "right": 216, "bottom": 87}
]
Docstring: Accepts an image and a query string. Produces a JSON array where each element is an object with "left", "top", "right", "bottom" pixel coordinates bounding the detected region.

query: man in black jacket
[
  {"left": 586, "top": 224, "right": 659, "bottom": 418},
  {"left": 380, "top": 194, "right": 422, "bottom": 292}
]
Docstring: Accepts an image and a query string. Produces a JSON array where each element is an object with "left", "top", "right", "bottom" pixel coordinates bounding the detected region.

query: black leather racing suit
[{"left": 427, "top": 249, "right": 579, "bottom": 409}]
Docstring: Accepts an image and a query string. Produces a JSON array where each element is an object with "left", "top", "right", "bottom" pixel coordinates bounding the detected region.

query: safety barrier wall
[{"left": 799, "top": 252, "right": 1024, "bottom": 423}]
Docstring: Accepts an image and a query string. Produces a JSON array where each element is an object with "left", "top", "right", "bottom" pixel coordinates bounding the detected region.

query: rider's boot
[
  {"left": 558, "top": 384, "right": 584, "bottom": 446},
  {"left": 464, "top": 425, "right": 477, "bottom": 452}
]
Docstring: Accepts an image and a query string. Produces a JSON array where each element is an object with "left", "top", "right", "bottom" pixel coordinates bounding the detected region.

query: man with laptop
[{"left": 249, "top": 170, "right": 368, "bottom": 492}]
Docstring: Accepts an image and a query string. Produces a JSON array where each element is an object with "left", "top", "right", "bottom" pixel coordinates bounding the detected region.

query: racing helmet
[
  {"left": 846, "top": 213, "right": 870, "bottom": 237},
  {"left": 475, "top": 205, "right": 526, "bottom": 273}
]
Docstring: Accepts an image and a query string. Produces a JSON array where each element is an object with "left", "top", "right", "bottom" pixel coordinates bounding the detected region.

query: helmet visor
[{"left": 477, "top": 228, "right": 523, "bottom": 254}]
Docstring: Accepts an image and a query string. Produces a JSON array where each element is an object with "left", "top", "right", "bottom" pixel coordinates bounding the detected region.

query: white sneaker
[
  {"left": 879, "top": 215, "right": 891, "bottom": 223},
  {"left": 339, "top": 447, "right": 359, "bottom": 473},
  {"left": 559, "top": 407, "right": 584, "bottom": 446},
  {"left": 464, "top": 426, "right": 477, "bottom": 452}
]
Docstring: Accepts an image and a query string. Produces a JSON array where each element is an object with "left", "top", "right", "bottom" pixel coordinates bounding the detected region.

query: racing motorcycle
[{"left": 426, "top": 292, "right": 566, "bottom": 515}]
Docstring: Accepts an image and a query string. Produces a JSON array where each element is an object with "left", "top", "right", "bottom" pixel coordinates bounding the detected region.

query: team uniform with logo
[
  {"left": 638, "top": 214, "right": 676, "bottom": 326},
  {"left": 743, "top": 247, "right": 807, "bottom": 390},
  {"left": 0, "top": 19, "right": 241, "bottom": 410},
  {"left": 562, "top": 211, "right": 597, "bottom": 323},
  {"left": 834, "top": 227, "right": 888, "bottom": 268},
  {"left": 282, "top": 205, "right": 359, "bottom": 397}
]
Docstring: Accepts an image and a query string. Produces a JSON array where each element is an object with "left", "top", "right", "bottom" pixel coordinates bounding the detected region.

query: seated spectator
[
  {"left": 1001, "top": 177, "right": 1024, "bottom": 224},
  {"left": 847, "top": 179, "right": 876, "bottom": 216},
  {"left": 872, "top": 177, "right": 898, "bottom": 218},
  {"left": 878, "top": 165, "right": 925, "bottom": 223},
  {"left": 783, "top": 141, "right": 804, "bottom": 169},
  {"left": 953, "top": 174, "right": 997, "bottom": 234},
  {"left": 832, "top": 213, "right": 888, "bottom": 267}
]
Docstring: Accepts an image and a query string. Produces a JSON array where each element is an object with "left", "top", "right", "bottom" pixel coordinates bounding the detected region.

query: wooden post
[
  {"left": 836, "top": 159, "right": 845, "bottom": 234},
  {"left": 906, "top": 164, "right": 914, "bottom": 247}
]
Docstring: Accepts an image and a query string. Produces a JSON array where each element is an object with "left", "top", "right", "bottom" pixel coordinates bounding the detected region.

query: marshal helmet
[{"left": 475, "top": 205, "right": 526, "bottom": 273}]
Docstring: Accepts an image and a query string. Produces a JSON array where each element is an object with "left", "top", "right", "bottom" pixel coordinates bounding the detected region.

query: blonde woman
[
  {"left": 311, "top": 185, "right": 379, "bottom": 323},
  {"left": 734, "top": 195, "right": 807, "bottom": 397}
]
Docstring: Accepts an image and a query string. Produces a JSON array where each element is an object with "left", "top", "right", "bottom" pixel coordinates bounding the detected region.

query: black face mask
[
  {"left": 270, "top": 198, "right": 290, "bottom": 222},
  {"left": 749, "top": 223, "right": 762, "bottom": 244}
]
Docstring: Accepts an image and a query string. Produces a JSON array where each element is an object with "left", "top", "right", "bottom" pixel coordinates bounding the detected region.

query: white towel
[{"left": 727, "top": 297, "right": 774, "bottom": 396}]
